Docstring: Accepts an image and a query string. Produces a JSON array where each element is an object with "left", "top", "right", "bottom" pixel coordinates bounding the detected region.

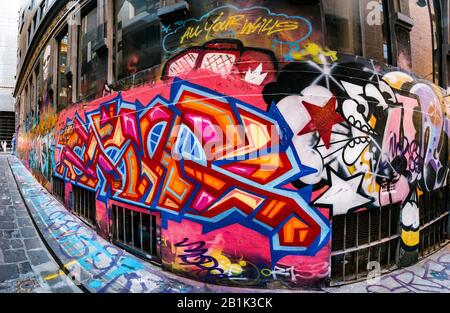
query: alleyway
[
  {"left": 1, "top": 153, "right": 449, "bottom": 293},
  {"left": 0, "top": 154, "right": 80, "bottom": 293},
  {"left": 5, "top": 155, "right": 265, "bottom": 293}
]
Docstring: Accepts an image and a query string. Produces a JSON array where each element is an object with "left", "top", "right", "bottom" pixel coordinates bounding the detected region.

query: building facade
[
  {"left": 14, "top": 0, "right": 450, "bottom": 288},
  {"left": 0, "top": 1, "right": 20, "bottom": 152}
]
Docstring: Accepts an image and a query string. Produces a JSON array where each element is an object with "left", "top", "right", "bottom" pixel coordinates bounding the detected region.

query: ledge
[
  {"left": 395, "top": 12, "right": 415, "bottom": 31},
  {"left": 157, "top": 1, "right": 190, "bottom": 23}
]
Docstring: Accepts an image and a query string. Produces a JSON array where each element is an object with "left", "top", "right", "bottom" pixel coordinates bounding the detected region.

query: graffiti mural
[
  {"left": 17, "top": 2, "right": 449, "bottom": 289},
  {"left": 52, "top": 73, "right": 331, "bottom": 285},
  {"left": 263, "top": 58, "right": 449, "bottom": 259},
  {"left": 18, "top": 40, "right": 58, "bottom": 189},
  {"left": 161, "top": 2, "right": 323, "bottom": 62}
]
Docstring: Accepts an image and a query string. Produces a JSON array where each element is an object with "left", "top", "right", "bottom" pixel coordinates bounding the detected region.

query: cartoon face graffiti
[
  {"left": 162, "top": 39, "right": 277, "bottom": 87},
  {"left": 263, "top": 60, "right": 433, "bottom": 218}
]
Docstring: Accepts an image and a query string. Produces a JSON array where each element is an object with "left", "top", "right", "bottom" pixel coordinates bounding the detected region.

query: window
[
  {"left": 20, "top": 11, "right": 25, "bottom": 32},
  {"left": 28, "top": 76, "right": 34, "bottom": 128},
  {"left": 27, "top": 27, "right": 31, "bottom": 47},
  {"left": 23, "top": 86, "right": 28, "bottom": 130},
  {"left": 323, "top": 0, "right": 363, "bottom": 57},
  {"left": 33, "top": 12, "right": 38, "bottom": 32},
  {"left": 34, "top": 66, "right": 40, "bottom": 125},
  {"left": 409, "top": 0, "right": 441, "bottom": 83},
  {"left": 112, "top": 204, "right": 160, "bottom": 262},
  {"left": 57, "top": 30, "right": 69, "bottom": 111},
  {"left": 72, "top": 185, "right": 97, "bottom": 226},
  {"left": 52, "top": 176, "right": 65, "bottom": 201},
  {"left": 448, "top": 4, "right": 450, "bottom": 44},
  {"left": 78, "top": 7, "right": 107, "bottom": 100},
  {"left": 323, "top": 0, "right": 388, "bottom": 64},
  {"left": 447, "top": 55, "right": 450, "bottom": 85},
  {"left": 39, "top": 1, "right": 46, "bottom": 21},
  {"left": 428, "top": 0, "right": 441, "bottom": 84},
  {"left": 115, "top": 0, "right": 161, "bottom": 81}
]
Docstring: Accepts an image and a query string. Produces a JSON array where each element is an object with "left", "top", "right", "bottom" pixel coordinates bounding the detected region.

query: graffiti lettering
[
  {"left": 174, "top": 238, "right": 225, "bottom": 277},
  {"left": 180, "top": 12, "right": 300, "bottom": 44}
]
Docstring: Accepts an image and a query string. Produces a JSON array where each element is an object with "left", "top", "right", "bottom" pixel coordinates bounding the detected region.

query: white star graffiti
[
  {"left": 308, "top": 57, "right": 343, "bottom": 91},
  {"left": 313, "top": 169, "right": 373, "bottom": 216}
]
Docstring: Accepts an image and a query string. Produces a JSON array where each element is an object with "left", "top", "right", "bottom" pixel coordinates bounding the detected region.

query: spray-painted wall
[{"left": 17, "top": 2, "right": 450, "bottom": 288}]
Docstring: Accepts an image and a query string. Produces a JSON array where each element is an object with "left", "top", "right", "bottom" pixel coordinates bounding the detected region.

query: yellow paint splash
[{"left": 291, "top": 43, "right": 337, "bottom": 64}]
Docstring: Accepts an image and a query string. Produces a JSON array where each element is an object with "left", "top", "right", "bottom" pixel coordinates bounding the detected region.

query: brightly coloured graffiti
[
  {"left": 161, "top": 3, "right": 323, "bottom": 62},
  {"left": 263, "top": 60, "right": 449, "bottom": 257},
  {"left": 163, "top": 6, "right": 312, "bottom": 53},
  {"left": 17, "top": 2, "right": 450, "bottom": 289},
  {"left": 52, "top": 75, "right": 330, "bottom": 275}
]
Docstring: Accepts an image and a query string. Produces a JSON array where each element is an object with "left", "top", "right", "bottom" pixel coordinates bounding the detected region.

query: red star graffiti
[{"left": 298, "top": 96, "right": 344, "bottom": 149}]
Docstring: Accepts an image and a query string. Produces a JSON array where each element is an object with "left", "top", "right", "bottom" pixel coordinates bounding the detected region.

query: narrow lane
[
  {"left": 0, "top": 154, "right": 81, "bottom": 293},
  {"left": 4, "top": 153, "right": 450, "bottom": 293}
]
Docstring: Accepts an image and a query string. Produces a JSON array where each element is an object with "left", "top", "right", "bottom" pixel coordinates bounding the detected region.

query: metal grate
[
  {"left": 72, "top": 185, "right": 96, "bottom": 226},
  {"left": 418, "top": 187, "right": 449, "bottom": 258},
  {"left": 112, "top": 204, "right": 160, "bottom": 263},
  {"left": 330, "top": 204, "right": 401, "bottom": 285},
  {"left": 52, "top": 176, "right": 65, "bottom": 201}
]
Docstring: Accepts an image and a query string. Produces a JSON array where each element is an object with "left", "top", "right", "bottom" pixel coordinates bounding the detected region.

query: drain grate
[{"left": 15, "top": 279, "right": 39, "bottom": 293}]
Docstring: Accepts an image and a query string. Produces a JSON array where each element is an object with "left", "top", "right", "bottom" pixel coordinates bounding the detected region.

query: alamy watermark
[
  {"left": 367, "top": 1, "right": 384, "bottom": 26},
  {"left": 169, "top": 123, "right": 282, "bottom": 171}
]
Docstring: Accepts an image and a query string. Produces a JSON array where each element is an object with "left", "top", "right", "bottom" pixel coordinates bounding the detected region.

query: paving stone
[
  {"left": 0, "top": 264, "right": 19, "bottom": 282},
  {"left": 0, "top": 222, "right": 16, "bottom": 230},
  {"left": 3, "top": 249, "right": 27, "bottom": 263},
  {"left": 17, "top": 218, "right": 32, "bottom": 227},
  {"left": 0, "top": 230, "right": 20, "bottom": 239},
  {"left": 0, "top": 240, "right": 9, "bottom": 250},
  {"left": 24, "top": 238, "right": 41, "bottom": 250},
  {"left": 9, "top": 239, "right": 24, "bottom": 249},
  {"left": 45, "top": 275, "right": 64, "bottom": 287},
  {"left": 15, "top": 211, "right": 29, "bottom": 218},
  {"left": 0, "top": 210, "right": 15, "bottom": 218},
  {"left": 53, "top": 286, "right": 78, "bottom": 293},
  {"left": 18, "top": 262, "right": 33, "bottom": 275},
  {"left": 20, "top": 227, "right": 37, "bottom": 238},
  {"left": 0, "top": 216, "right": 12, "bottom": 222},
  {"left": 27, "top": 249, "right": 50, "bottom": 266},
  {"left": 0, "top": 283, "right": 11, "bottom": 291},
  {"left": 0, "top": 199, "right": 11, "bottom": 205}
]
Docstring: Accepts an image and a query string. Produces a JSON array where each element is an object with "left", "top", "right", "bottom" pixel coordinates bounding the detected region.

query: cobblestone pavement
[{"left": 0, "top": 154, "right": 81, "bottom": 293}]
